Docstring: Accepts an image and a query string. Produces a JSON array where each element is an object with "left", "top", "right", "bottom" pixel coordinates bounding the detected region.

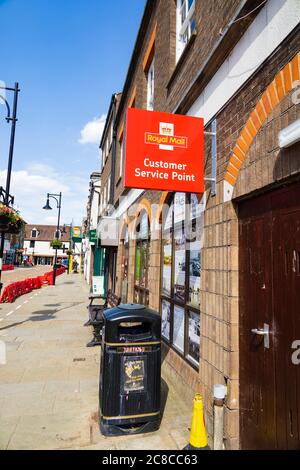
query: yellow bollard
[
  {"left": 68, "top": 255, "right": 73, "bottom": 274},
  {"left": 185, "top": 393, "right": 210, "bottom": 450}
]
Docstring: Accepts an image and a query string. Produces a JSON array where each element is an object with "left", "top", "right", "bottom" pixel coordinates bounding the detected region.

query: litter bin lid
[{"left": 118, "top": 303, "right": 145, "bottom": 310}]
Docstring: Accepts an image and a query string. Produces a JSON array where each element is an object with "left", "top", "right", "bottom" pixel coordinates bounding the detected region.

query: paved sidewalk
[{"left": 0, "top": 274, "right": 191, "bottom": 450}]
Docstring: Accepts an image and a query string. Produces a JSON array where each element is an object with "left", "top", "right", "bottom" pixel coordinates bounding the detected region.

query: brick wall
[
  {"left": 104, "top": 0, "right": 300, "bottom": 450},
  {"left": 198, "top": 32, "right": 300, "bottom": 449}
]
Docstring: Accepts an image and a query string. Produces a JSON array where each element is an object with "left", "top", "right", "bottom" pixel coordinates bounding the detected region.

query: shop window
[
  {"left": 176, "top": 0, "right": 196, "bottom": 62},
  {"left": 160, "top": 192, "right": 205, "bottom": 368},
  {"left": 121, "top": 225, "right": 129, "bottom": 303},
  {"left": 119, "top": 136, "right": 124, "bottom": 179},
  {"left": 147, "top": 59, "right": 155, "bottom": 111},
  {"left": 134, "top": 210, "right": 150, "bottom": 306}
]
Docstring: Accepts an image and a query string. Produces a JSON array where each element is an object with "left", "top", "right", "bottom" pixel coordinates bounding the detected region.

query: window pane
[
  {"left": 147, "top": 60, "right": 154, "bottom": 111},
  {"left": 161, "top": 300, "right": 171, "bottom": 341},
  {"left": 162, "top": 235, "right": 172, "bottom": 296},
  {"left": 135, "top": 245, "right": 141, "bottom": 285},
  {"left": 188, "top": 239, "right": 201, "bottom": 307},
  {"left": 181, "top": 28, "right": 188, "bottom": 45},
  {"left": 188, "top": 0, "right": 194, "bottom": 11},
  {"left": 174, "top": 192, "right": 185, "bottom": 224},
  {"left": 180, "top": 3, "right": 186, "bottom": 25},
  {"left": 139, "top": 212, "right": 149, "bottom": 239},
  {"left": 174, "top": 228, "right": 186, "bottom": 302},
  {"left": 163, "top": 201, "right": 173, "bottom": 231},
  {"left": 173, "top": 305, "right": 185, "bottom": 352},
  {"left": 190, "top": 193, "right": 203, "bottom": 220},
  {"left": 140, "top": 241, "right": 148, "bottom": 288},
  {"left": 190, "top": 14, "right": 196, "bottom": 33},
  {"left": 188, "top": 311, "right": 200, "bottom": 364}
]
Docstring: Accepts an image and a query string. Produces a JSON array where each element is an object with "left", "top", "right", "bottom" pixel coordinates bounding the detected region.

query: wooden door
[{"left": 239, "top": 181, "right": 300, "bottom": 450}]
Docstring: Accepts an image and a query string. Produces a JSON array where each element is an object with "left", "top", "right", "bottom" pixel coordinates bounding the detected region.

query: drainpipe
[{"left": 213, "top": 384, "right": 226, "bottom": 450}]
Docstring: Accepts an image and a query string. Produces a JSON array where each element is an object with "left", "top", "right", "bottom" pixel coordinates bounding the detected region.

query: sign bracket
[{"left": 204, "top": 119, "right": 217, "bottom": 197}]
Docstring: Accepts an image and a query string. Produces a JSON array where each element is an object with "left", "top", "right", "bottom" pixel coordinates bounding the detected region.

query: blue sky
[{"left": 0, "top": 0, "right": 146, "bottom": 225}]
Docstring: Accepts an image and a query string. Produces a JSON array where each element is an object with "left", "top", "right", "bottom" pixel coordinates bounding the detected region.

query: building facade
[
  {"left": 83, "top": 172, "right": 101, "bottom": 287},
  {"left": 23, "top": 224, "right": 71, "bottom": 265},
  {"left": 97, "top": 0, "right": 300, "bottom": 449}
]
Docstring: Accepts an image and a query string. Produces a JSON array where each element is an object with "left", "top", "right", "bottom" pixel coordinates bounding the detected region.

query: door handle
[
  {"left": 251, "top": 329, "right": 268, "bottom": 335},
  {"left": 251, "top": 323, "right": 269, "bottom": 348}
]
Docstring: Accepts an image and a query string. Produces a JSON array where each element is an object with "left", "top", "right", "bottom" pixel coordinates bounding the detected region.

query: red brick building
[{"left": 97, "top": 0, "right": 300, "bottom": 449}]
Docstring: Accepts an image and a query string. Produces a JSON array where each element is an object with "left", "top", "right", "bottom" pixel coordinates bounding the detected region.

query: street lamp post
[
  {"left": 42, "top": 192, "right": 62, "bottom": 285},
  {"left": 0, "top": 82, "right": 20, "bottom": 294},
  {"left": 62, "top": 222, "right": 73, "bottom": 275}
]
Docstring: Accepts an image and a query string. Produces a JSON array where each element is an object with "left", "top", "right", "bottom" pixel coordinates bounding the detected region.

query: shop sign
[
  {"left": 92, "top": 275, "right": 105, "bottom": 296},
  {"left": 72, "top": 227, "right": 83, "bottom": 242},
  {"left": 89, "top": 229, "right": 97, "bottom": 244},
  {"left": 125, "top": 108, "right": 204, "bottom": 194},
  {"left": 72, "top": 227, "right": 81, "bottom": 237}
]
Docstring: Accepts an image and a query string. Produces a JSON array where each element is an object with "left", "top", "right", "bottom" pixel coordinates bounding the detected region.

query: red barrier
[
  {"left": 44, "top": 271, "right": 54, "bottom": 286},
  {"left": 2, "top": 264, "right": 14, "bottom": 271},
  {"left": 0, "top": 266, "right": 66, "bottom": 303}
]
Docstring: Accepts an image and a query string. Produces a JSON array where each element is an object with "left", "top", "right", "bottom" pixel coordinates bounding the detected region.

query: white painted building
[
  {"left": 23, "top": 224, "right": 71, "bottom": 265},
  {"left": 83, "top": 172, "right": 101, "bottom": 285}
]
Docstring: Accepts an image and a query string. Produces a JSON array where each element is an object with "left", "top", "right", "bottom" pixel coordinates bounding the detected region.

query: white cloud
[
  {"left": 0, "top": 163, "right": 88, "bottom": 226},
  {"left": 78, "top": 114, "right": 107, "bottom": 145}
]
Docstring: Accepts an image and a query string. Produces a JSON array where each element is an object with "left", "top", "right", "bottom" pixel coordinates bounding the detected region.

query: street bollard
[{"left": 184, "top": 393, "right": 210, "bottom": 450}]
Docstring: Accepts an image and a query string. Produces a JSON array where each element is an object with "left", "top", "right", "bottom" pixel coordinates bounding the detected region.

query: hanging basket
[
  {"left": 7, "top": 224, "right": 20, "bottom": 234},
  {"left": 0, "top": 215, "right": 10, "bottom": 232},
  {"left": 50, "top": 239, "right": 63, "bottom": 249}
]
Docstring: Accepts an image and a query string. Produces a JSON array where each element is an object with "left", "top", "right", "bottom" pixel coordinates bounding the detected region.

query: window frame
[
  {"left": 134, "top": 211, "right": 150, "bottom": 306},
  {"left": 160, "top": 192, "right": 203, "bottom": 369},
  {"left": 119, "top": 136, "right": 124, "bottom": 179},
  {"left": 176, "top": 0, "right": 196, "bottom": 62},
  {"left": 121, "top": 225, "right": 129, "bottom": 303},
  {"left": 147, "top": 58, "right": 155, "bottom": 111}
]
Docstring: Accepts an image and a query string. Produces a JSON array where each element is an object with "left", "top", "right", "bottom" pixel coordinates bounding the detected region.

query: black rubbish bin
[{"left": 99, "top": 303, "right": 161, "bottom": 436}]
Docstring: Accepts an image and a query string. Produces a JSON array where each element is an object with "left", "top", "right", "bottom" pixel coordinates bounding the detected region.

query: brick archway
[{"left": 223, "top": 52, "right": 300, "bottom": 202}]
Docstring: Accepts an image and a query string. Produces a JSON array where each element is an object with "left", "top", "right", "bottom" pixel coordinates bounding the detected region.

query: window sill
[{"left": 167, "top": 31, "right": 197, "bottom": 91}]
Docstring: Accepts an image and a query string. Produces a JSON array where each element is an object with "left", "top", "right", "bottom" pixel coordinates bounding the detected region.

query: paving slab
[{"left": 0, "top": 273, "right": 193, "bottom": 450}]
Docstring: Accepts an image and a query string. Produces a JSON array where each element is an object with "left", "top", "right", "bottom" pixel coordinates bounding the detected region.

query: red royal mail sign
[{"left": 124, "top": 108, "right": 204, "bottom": 194}]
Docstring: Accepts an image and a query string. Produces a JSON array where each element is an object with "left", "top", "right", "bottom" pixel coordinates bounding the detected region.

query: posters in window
[
  {"left": 190, "top": 193, "right": 201, "bottom": 220},
  {"left": 174, "top": 192, "right": 185, "bottom": 224},
  {"left": 161, "top": 300, "right": 171, "bottom": 341},
  {"left": 173, "top": 305, "right": 185, "bottom": 353},
  {"left": 174, "top": 229, "right": 185, "bottom": 302},
  {"left": 140, "top": 241, "right": 148, "bottom": 288},
  {"left": 188, "top": 311, "right": 200, "bottom": 364},
  {"left": 189, "top": 240, "right": 201, "bottom": 307},
  {"left": 162, "top": 237, "right": 172, "bottom": 296},
  {"left": 139, "top": 212, "right": 149, "bottom": 239},
  {"left": 163, "top": 202, "right": 173, "bottom": 231},
  {"left": 135, "top": 245, "right": 141, "bottom": 284}
]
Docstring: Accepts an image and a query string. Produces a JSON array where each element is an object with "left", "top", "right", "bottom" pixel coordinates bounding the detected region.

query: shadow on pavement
[
  {"left": 161, "top": 378, "right": 169, "bottom": 418},
  {"left": 0, "top": 309, "right": 57, "bottom": 330},
  {"left": 31, "top": 309, "right": 56, "bottom": 316}
]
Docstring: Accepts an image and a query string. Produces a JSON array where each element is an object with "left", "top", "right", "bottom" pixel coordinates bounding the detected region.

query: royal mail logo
[{"left": 145, "top": 121, "right": 188, "bottom": 151}]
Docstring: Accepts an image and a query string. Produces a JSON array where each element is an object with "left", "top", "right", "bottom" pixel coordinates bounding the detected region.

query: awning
[{"left": 97, "top": 216, "right": 120, "bottom": 247}]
